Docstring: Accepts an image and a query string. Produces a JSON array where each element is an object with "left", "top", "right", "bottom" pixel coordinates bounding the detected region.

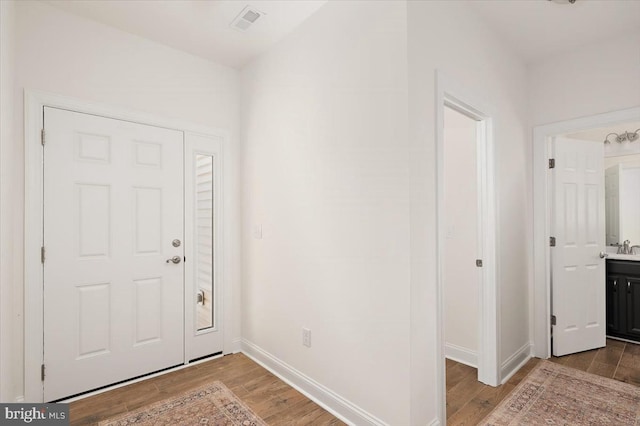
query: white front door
[
  {"left": 43, "top": 107, "right": 185, "bottom": 401},
  {"left": 551, "top": 136, "right": 606, "bottom": 357}
]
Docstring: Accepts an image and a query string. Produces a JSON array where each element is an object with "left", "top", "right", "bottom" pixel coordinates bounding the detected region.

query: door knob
[
  {"left": 166, "top": 256, "right": 182, "bottom": 264},
  {"left": 599, "top": 252, "right": 608, "bottom": 259}
]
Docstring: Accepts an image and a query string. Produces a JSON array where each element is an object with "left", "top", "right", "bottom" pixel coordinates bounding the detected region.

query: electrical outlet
[{"left": 302, "top": 328, "right": 311, "bottom": 348}]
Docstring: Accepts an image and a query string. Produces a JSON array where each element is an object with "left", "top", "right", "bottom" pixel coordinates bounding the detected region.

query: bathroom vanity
[
  {"left": 604, "top": 153, "right": 640, "bottom": 343},
  {"left": 606, "top": 258, "right": 640, "bottom": 342}
]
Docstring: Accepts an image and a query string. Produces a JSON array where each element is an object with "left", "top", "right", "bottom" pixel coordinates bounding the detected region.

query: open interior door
[{"left": 551, "top": 136, "right": 606, "bottom": 357}]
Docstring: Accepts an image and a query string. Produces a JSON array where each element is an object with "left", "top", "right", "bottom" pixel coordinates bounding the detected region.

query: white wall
[
  {"left": 407, "top": 2, "right": 530, "bottom": 423},
  {"left": 7, "top": 1, "right": 240, "bottom": 401},
  {"left": 443, "top": 107, "right": 479, "bottom": 365},
  {"left": 605, "top": 154, "right": 640, "bottom": 169},
  {"left": 240, "top": 1, "right": 410, "bottom": 424},
  {"left": 529, "top": 32, "right": 640, "bottom": 126},
  {"left": 0, "top": 0, "right": 16, "bottom": 404}
]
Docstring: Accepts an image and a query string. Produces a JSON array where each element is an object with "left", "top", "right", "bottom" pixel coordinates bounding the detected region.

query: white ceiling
[
  {"left": 44, "top": 0, "right": 640, "bottom": 68},
  {"left": 43, "top": 0, "right": 327, "bottom": 69},
  {"left": 468, "top": 0, "right": 640, "bottom": 64}
]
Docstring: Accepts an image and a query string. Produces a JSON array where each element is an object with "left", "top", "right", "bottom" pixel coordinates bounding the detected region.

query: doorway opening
[
  {"left": 532, "top": 107, "right": 640, "bottom": 359},
  {"left": 435, "top": 72, "right": 499, "bottom": 423},
  {"left": 443, "top": 106, "right": 481, "bottom": 369}
]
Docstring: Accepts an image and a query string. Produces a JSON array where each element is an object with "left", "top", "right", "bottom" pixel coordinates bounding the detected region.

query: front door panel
[{"left": 43, "top": 107, "right": 184, "bottom": 401}]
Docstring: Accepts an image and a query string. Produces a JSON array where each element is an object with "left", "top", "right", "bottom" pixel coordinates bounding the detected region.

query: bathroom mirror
[{"left": 605, "top": 153, "right": 640, "bottom": 246}]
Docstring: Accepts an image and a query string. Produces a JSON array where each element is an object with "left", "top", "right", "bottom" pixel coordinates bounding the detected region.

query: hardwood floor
[
  {"left": 548, "top": 338, "right": 640, "bottom": 385},
  {"left": 446, "top": 338, "right": 640, "bottom": 425},
  {"left": 446, "top": 357, "right": 541, "bottom": 425},
  {"left": 68, "top": 353, "right": 346, "bottom": 425},
  {"left": 65, "top": 338, "right": 640, "bottom": 425}
]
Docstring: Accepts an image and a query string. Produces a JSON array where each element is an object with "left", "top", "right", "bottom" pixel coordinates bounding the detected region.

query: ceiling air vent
[{"left": 231, "top": 6, "right": 264, "bottom": 32}]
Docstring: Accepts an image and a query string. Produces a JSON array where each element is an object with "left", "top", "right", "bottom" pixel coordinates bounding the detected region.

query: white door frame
[
  {"left": 24, "top": 90, "right": 231, "bottom": 402},
  {"left": 531, "top": 106, "right": 640, "bottom": 359},
  {"left": 435, "top": 71, "right": 500, "bottom": 422}
]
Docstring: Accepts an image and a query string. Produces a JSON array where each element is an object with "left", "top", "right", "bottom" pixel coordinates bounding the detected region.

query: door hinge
[
  {"left": 476, "top": 259, "right": 483, "bottom": 267},
  {"left": 548, "top": 158, "right": 555, "bottom": 169},
  {"left": 550, "top": 237, "right": 556, "bottom": 247},
  {"left": 41, "top": 364, "right": 45, "bottom": 381},
  {"left": 551, "top": 315, "right": 557, "bottom": 326},
  {"left": 41, "top": 129, "right": 46, "bottom": 146},
  {"left": 41, "top": 246, "right": 46, "bottom": 263}
]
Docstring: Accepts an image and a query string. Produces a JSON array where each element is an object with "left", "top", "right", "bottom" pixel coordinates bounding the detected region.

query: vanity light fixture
[{"left": 604, "top": 129, "right": 640, "bottom": 144}]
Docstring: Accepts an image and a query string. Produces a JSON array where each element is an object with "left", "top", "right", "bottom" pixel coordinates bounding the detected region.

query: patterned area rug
[
  {"left": 482, "top": 360, "right": 640, "bottom": 425},
  {"left": 98, "top": 381, "right": 266, "bottom": 426}
]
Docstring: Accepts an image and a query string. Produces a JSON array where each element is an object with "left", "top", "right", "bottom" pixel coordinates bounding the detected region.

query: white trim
[
  {"left": 24, "top": 89, "right": 233, "bottom": 402},
  {"left": 435, "top": 69, "right": 500, "bottom": 424},
  {"left": 500, "top": 343, "right": 531, "bottom": 384},
  {"left": 444, "top": 343, "right": 478, "bottom": 368},
  {"left": 531, "top": 106, "right": 640, "bottom": 359},
  {"left": 184, "top": 133, "right": 225, "bottom": 361},
  {"left": 24, "top": 91, "right": 44, "bottom": 403},
  {"left": 240, "top": 339, "right": 387, "bottom": 426},
  {"left": 428, "top": 418, "right": 441, "bottom": 426},
  {"left": 230, "top": 337, "right": 242, "bottom": 353}
]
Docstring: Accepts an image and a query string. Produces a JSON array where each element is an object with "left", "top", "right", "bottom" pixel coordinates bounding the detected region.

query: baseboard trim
[
  {"left": 230, "top": 337, "right": 242, "bottom": 354},
  {"left": 240, "top": 339, "right": 387, "bottom": 426},
  {"left": 444, "top": 343, "right": 477, "bottom": 368},
  {"left": 428, "top": 417, "right": 441, "bottom": 426},
  {"left": 500, "top": 342, "right": 532, "bottom": 384}
]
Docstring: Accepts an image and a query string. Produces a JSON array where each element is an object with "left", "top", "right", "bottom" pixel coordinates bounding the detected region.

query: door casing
[
  {"left": 24, "top": 90, "right": 232, "bottom": 402},
  {"left": 435, "top": 71, "right": 499, "bottom": 424},
  {"left": 531, "top": 106, "right": 640, "bottom": 359}
]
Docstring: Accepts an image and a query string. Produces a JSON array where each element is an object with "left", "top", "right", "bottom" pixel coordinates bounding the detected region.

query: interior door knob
[
  {"left": 599, "top": 251, "right": 608, "bottom": 259},
  {"left": 166, "top": 256, "right": 181, "bottom": 264}
]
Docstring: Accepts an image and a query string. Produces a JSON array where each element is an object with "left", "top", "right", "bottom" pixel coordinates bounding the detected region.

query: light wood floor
[
  {"left": 446, "top": 338, "right": 640, "bottom": 425},
  {"left": 446, "top": 357, "right": 541, "bottom": 425},
  {"left": 548, "top": 338, "right": 640, "bottom": 385},
  {"left": 66, "top": 339, "right": 640, "bottom": 425},
  {"left": 68, "top": 353, "right": 345, "bottom": 425}
]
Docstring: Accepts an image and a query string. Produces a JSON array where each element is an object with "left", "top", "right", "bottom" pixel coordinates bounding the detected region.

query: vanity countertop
[{"left": 605, "top": 246, "right": 640, "bottom": 262}]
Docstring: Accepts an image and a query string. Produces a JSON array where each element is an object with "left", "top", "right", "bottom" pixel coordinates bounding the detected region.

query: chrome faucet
[{"left": 618, "top": 240, "right": 632, "bottom": 254}]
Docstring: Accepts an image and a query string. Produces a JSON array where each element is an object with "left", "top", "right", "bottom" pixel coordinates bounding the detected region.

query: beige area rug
[
  {"left": 99, "top": 381, "right": 267, "bottom": 426},
  {"left": 482, "top": 360, "right": 640, "bottom": 425}
]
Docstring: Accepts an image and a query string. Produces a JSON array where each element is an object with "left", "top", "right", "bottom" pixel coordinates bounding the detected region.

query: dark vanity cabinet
[{"left": 606, "top": 260, "right": 640, "bottom": 342}]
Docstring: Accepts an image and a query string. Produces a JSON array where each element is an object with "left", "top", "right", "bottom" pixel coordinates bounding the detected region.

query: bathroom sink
[
  {"left": 607, "top": 254, "right": 640, "bottom": 261},
  {"left": 605, "top": 246, "right": 640, "bottom": 261}
]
